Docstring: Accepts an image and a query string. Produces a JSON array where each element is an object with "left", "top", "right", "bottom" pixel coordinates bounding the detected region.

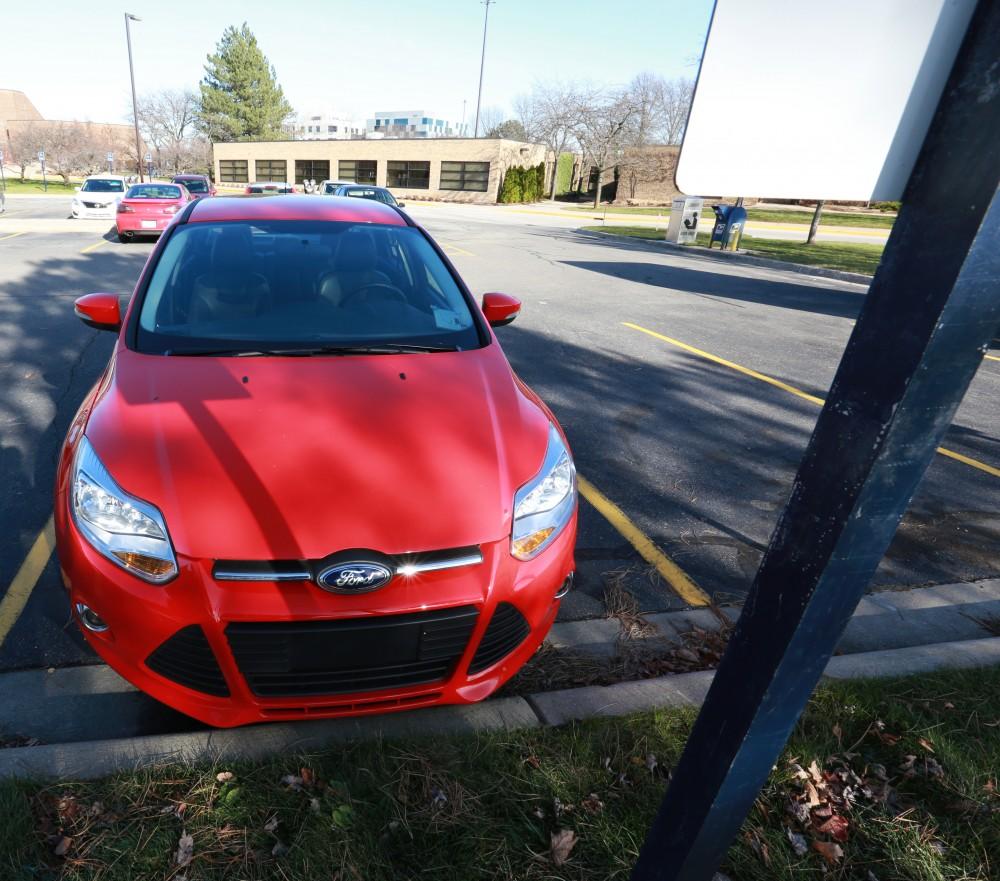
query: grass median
[
  {"left": 1, "top": 179, "right": 78, "bottom": 195},
  {"left": 2, "top": 667, "right": 997, "bottom": 880},
  {"left": 567, "top": 204, "right": 897, "bottom": 229},
  {"left": 583, "top": 226, "right": 884, "bottom": 276}
]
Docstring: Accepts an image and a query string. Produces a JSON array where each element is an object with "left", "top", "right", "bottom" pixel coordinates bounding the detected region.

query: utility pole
[
  {"left": 124, "top": 13, "right": 144, "bottom": 182},
  {"left": 473, "top": 0, "right": 494, "bottom": 137}
]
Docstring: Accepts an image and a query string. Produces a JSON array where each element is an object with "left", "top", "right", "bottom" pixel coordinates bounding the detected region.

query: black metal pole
[
  {"left": 124, "top": 12, "right": 144, "bottom": 183},
  {"left": 631, "top": 2, "right": 1000, "bottom": 879}
]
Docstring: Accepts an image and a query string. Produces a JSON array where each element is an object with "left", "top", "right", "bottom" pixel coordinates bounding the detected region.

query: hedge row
[{"left": 498, "top": 163, "right": 546, "bottom": 203}]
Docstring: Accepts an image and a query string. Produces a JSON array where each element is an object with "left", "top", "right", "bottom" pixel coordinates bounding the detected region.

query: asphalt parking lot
[{"left": 1, "top": 198, "right": 998, "bottom": 682}]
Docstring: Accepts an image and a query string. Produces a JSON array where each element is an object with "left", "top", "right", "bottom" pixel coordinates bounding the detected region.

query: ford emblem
[{"left": 316, "top": 561, "right": 393, "bottom": 593}]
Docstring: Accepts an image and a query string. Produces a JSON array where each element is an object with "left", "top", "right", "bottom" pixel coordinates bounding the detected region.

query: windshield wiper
[{"left": 164, "top": 343, "right": 460, "bottom": 357}]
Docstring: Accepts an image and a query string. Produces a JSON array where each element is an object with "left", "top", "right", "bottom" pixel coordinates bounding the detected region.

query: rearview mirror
[
  {"left": 481, "top": 292, "right": 521, "bottom": 327},
  {"left": 74, "top": 293, "right": 122, "bottom": 332}
]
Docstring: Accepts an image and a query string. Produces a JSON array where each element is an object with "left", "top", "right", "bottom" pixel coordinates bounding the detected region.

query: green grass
[
  {"left": 2, "top": 667, "right": 997, "bottom": 880},
  {"left": 568, "top": 204, "right": 896, "bottom": 229},
  {"left": 583, "top": 226, "right": 884, "bottom": 275},
  {"left": 0, "top": 178, "right": 79, "bottom": 195}
]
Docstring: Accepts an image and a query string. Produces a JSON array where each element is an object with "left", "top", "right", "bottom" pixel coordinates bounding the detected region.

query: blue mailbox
[{"left": 710, "top": 203, "right": 747, "bottom": 250}]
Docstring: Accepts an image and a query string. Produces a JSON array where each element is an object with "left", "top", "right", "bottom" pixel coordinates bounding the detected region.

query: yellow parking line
[
  {"left": 0, "top": 231, "right": 26, "bottom": 242},
  {"left": 624, "top": 321, "right": 1000, "bottom": 480},
  {"left": 578, "top": 475, "right": 710, "bottom": 607},
  {"left": 0, "top": 516, "right": 55, "bottom": 649},
  {"left": 442, "top": 242, "right": 476, "bottom": 257},
  {"left": 80, "top": 239, "right": 110, "bottom": 254},
  {"left": 985, "top": 354, "right": 1000, "bottom": 363}
]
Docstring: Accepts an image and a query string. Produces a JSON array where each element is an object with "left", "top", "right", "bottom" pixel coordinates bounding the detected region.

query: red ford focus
[
  {"left": 56, "top": 196, "right": 577, "bottom": 727},
  {"left": 116, "top": 182, "right": 192, "bottom": 241}
]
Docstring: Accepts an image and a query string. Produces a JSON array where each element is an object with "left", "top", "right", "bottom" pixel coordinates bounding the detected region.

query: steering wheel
[{"left": 341, "top": 283, "right": 407, "bottom": 308}]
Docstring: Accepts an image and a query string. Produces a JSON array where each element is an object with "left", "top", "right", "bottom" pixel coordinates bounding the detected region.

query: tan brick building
[{"left": 212, "top": 137, "right": 547, "bottom": 204}]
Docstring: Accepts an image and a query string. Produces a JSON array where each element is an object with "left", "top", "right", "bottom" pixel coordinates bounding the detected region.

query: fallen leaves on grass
[
  {"left": 550, "top": 828, "right": 577, "bottom": 866},
  {"left": 53, "top": 836, "right": 72, "bottom": 857},
  {"left": 786, "top": 828, "right": 808, "bottom": 856},
  {"left": 215, "top": 771, "right": 234, "bottom": 783},
  {"left": 811, "top": 839, "right": 844, "bottom": 864},
  {"left": 175, "top": 831, "right": 194, "bottom": 868}
]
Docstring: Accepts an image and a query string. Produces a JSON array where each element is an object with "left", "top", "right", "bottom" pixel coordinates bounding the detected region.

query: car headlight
[
  {"left": 71, "top": 436, "right": 178, "bottom": 583},
  {"left": 511, "top": 424, "right": 576, "bottom": 560}
]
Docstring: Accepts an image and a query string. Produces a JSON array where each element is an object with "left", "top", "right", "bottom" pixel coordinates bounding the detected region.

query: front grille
[
  {"left": 225, "top": 606, "right": 479, "bottom": 697},
  {"left": 146, "top": 625, "right": 230, "bottom": 696},
  {"left": 468, "top": 603, "right": 531, "bottom": 674}
]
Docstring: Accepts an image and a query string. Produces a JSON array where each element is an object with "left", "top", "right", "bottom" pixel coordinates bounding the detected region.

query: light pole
[
  {"left": 473, "top": 0, "right": 494, "bottom": 137},
  {"left": 124, "top": 12, "right": 144, "bottom": 182}
]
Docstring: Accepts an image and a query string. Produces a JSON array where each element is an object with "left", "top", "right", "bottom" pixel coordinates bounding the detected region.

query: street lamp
[
  {"left": 124, "top": 13, "right": 144, "bottom": 182},
  {"left": 473, "top": 0, "right": 494, "bottom": 137}
]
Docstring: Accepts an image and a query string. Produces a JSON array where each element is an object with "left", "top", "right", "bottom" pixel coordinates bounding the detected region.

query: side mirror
[
  {"left": 481, "top": 292, "right": 521, "bottom": 327},
  {"left": 397, "top": 201, "right": 406, "bottom": 208},
  {"left": 74, "top": 293, "right": 122, "bottom": 332}
]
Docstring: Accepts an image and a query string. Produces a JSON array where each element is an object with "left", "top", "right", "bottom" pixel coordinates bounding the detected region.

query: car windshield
[
  {"left": 81, "top": 179, "right": 124, "bottom": 193},
  {"left": 179, "top": 178, "right": 208, "bottom": 193},
  {"left": 127, "top": 185, "right": 182, "bottom": 199},
  {"left": 323, "top": 182, "right": 339, "bottom": 194},
  {"left": 136, "top": 220, "right": 483, "bottom": 354}
]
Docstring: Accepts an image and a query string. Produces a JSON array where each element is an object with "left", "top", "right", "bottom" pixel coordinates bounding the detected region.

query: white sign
[
  {"left": 676, "top": 0, "right": 976, "bottom": 200},
  {"left": 144, "top": 153, "right": 152, "bottom": 163},
  {"left": 665, "top": 196, "right": 703, "bottom": 244},
  {"left": 106, "top": 152, "right": 114, "bottom": 162},
  {"left": 37, "top": 150, "right": 45, "bottom": 162}
]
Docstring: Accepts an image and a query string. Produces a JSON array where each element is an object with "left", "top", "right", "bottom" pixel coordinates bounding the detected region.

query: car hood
[{"left": 83, "top": 343, "right": 550, "bottom": 560}]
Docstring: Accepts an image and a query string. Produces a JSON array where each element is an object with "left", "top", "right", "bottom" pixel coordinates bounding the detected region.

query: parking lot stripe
[
  {"left": 577, "top": 475, "right": 710, "bottom": 607},
  {"left": 985, "top": 354, "right": 1000, "bottom": 362},
  {"left": 0, "top": 232, "right": 26, "bottom": 242},
  {"left": 80, "top": 239, "right": 110, "bottom": 254},
  {"left": 442, "top": 242, "right": 476, "bottom": 257},
  {"left": 0, "top": 516, "right": 55, "bottom": 649},
  {"left": 624, "top": 321, "right": 1000, "bottom": 480}
]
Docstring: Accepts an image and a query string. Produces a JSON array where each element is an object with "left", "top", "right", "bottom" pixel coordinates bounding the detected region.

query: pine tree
[{"left": 197, "top": 23, "right": 293, "bottom": 142}]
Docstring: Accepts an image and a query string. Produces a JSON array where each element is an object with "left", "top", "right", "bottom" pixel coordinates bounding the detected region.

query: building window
[
  {"left": 338, "top": 159, "right": 377, "bottom": 183},
  {"left": 440, "top": 161, "right": 490, "bottom": 192},
  {"left": 219, "top": 159, "right": 248, "bottom": 183},
  {"left": 387, "top": 161, "right": 430, "bottom": 189},
  {"left": 255, "top": 159, "right": 287, "bottom": 181},
  {"left": 295, "top": 160, "right": 330, "bottom": 184}
]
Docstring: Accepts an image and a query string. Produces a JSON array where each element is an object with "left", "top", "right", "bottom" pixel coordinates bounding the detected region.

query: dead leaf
[
  {"left": 832, "top": 723, "right": 843, "bottom": 743},
  {"left": 581, "top": 793, "right": 604, "bottom": 814},
  {"left": 790, "top": 762, "right": 809, "bottom": 780},
  {"left": 786, "top": 799, "right": 811, "bottom": 826},
  {"left": 924, "top": 757, "right": 945, "bottom": 779},
  {"left": 786, "top": 827, "right": 808, "bottom": 856},
  {"left": 175, "top": 831, "right": 194, "bottom": 868},
  {"left": 272, "top": 840, "right": 289, "bottom": 858},
  {"left": 805, "top": 781, "right": 821, "bottom": 807},
  {"left": 944, "top": 702, "right": 955, "bottom": 710},
  {"left": 57, "top": 796, "right": 80, "bottom": 822},
  {"left": 816, "top": 814, "right": 850, "bottom": 842},
  {"left": 281, "top": 774, "right": 304, "bottom": 790},
  {"left": 300, "top": 767, "right": 315, "bottom": 787},
  {"left": 550, "top": 828, "right": 577, "bottom": 866},
  {"left": 524, "top": 755, "right": 541, "bottom": 770},
  {"left": 53, "top": 836, "right": 72, "bottom": 857},
  {"left": 264, "top": 815, "right": 280, "bottom": 834},
  {"left": 984, "top": 719, "right": 1000, "bottom": 728},
  {"left": 811, "top": 840, "right": 844, "bottom": 864},
  {"left": 918, "top": 737, "right": 935, "bottom": 753},
  {"left": 216, "top": 771, "right": 234, "bottom": 783},
  {"left": 646, "top": 753, "right": 658, "bottom": 774},
  {"left": 532, "top": 807, "right": 544, "bottom": 819},
  {"left": 808, "top": 760, "right": 823, "bottom": 784},
  {"left": 309, "top": 797, "right": 321, "bottom": 814}
]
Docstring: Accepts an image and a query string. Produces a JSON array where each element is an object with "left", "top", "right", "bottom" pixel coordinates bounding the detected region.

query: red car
[
  {"left": 116, "top": 183, "right": 191, "bottom": 241},
  {"left": 57, "top": 195, "right": 577, "bottom": 727}
]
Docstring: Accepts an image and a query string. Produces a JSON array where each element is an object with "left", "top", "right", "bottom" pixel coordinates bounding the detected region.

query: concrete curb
[
  {"left": 584, "top": 228, "right": 874, "bottom": 285},
  {"left": 2, "top": 636, "right": 998, "bottom": 781}
]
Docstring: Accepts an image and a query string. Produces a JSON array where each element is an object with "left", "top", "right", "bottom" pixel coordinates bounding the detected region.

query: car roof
[
  {"left": 186, "top": 194, "right": 408, "bottom": 226},
  {"left": 85, "top": 174, "right": 126, "bottom": 180},
  {"left": 172, "top": 174, "right": 207, "bottom": 179}
]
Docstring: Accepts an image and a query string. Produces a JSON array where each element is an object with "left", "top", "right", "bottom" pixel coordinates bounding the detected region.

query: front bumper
[
  {"left": 55, "top": 497, "right": 576, "bottom": 728},
  {"left": 71, "top": 203, "right": 117, "bottom": 219}
]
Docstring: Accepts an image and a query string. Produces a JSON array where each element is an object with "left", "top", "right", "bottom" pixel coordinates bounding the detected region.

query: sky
[{"left": 1, "top": 0, "right": 714, "bottom": 126}]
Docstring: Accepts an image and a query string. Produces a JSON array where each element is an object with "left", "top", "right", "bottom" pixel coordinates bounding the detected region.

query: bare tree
[
  {"left": 807, "top": 200, "right": 825, "bottom": 244},
  {"left": 5, "top": 122, "right": 43, "bottom": 180},
  {"left": 477, "top": 105, "right": 504, "bottom": 138},
  {"left": 572, "top": 87, "right": 638, "bottom": 208},
  {"left": 661, "top": 77, "right": 694, "bottom": 145},
  {"left": 129, "top": 89, "right": 203, "bottom": 174},
  {"left": 516, "top": 82, "right": 582, "bottom": 199}
]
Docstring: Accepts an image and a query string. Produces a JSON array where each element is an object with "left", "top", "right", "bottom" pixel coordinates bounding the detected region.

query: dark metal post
[
  {"left": 632, "top": 3, "right": 1000, "bottom": 879},
  {"left": 124, "top": 12, "right": 144, "bottom": 183},
  {"left": 473, "top": 0, "right": 494, "bottom": 137}
]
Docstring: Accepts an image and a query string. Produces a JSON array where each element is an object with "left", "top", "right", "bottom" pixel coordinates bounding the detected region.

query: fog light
[
  {"left": 75, "top": 603, "right": 109, "bottom": 632},
  {"left": 554, "top": 571, "right": 575, "bottom": 599}
]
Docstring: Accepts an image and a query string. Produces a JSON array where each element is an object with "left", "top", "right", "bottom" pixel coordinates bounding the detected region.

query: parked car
[
  {"left": 57, "top": 195, "right": 577, "bottom": 727},
  {"left": 317, "top": 179, "right": 358, "bottom": 195},
  {"left": 245, "top": 181, "right": 296, "bottom": 195},
  {"left": 330, "top": 184, "right": 405, "bottom": 208},
  {"left": 115, "top": 182, "right": 192, "bottom": 241},
  {"left": 70, "top": 175, "right": 128, "bottom": 219},
  {"left": 171, "top": 174, "right": 216, "bottom": 198}
]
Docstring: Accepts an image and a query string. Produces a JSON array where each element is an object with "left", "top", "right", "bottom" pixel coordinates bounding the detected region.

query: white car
[
  {"left": 71, "top": 175, "right": 128, "bottom": 219},
  {"left": 316, "top": 179, "right": 357, "bottom": 195}
]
